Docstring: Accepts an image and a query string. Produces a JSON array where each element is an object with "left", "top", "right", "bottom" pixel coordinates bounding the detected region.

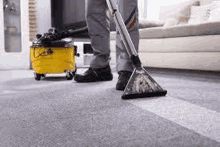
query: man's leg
[
  {"left": 74, "top": 0, "right": 113, "bottom": 82},
  {"left": 116, "top": 0, "right": 139, "bottom": 90},
  {"left": 87, "top": 0, "right": 110, "bottom": 68}
]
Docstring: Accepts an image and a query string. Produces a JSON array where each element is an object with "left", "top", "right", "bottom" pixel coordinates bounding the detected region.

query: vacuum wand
[
  {"left": 106, "top": 0, "right": 167, "bottom": 99},
  {"left": 106, "top": 0, "right": 141, "bottom": 69}
]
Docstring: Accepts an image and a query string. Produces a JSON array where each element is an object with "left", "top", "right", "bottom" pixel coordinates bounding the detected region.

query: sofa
[{"left": 110, "top": 0, "right": 220, "bottom": 71}]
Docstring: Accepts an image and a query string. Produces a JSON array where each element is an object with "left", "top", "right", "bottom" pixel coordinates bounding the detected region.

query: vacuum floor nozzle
[
  {"left": 122, "top": 67, "right": 167, "bottom": 99},
  {"left": 122, "top": 91, "right": 167, "bottom": 99}
]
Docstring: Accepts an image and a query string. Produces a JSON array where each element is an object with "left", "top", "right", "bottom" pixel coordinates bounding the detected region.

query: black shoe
[
  {"left": 74, "top": 65, "right": 113, "bottom": 82},
  {"left": 116, "top": 71, "right": 132, "bottom": 91}
]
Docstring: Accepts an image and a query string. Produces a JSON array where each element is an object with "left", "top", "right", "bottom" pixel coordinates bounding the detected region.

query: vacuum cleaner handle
[{"left": 106, "top": 0, "right": 141, "bottom": 68}]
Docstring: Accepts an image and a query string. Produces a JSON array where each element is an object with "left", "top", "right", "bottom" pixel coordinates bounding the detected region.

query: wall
[
  {"left": 37, "top": 0, "right": 51, "bottom": 35},
  {"left": 138, "top": 0, "right": 148, "bottom": 19}
]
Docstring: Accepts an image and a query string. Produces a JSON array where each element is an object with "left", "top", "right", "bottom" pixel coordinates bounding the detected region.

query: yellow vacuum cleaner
[{"left": 30, "top": 28, "right": 79, "bottom": 81}]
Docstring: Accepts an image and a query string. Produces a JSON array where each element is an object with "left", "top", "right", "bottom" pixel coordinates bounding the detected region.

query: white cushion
[
  {"left": 139, "top": 19, "right": 164, "bottom": 29},
  {"left": 163, "top": 18, "right": 179, "bottom": 27},
  {"left": 188, "top": 5, "right": 209, "bottom": 25},
  {"left": 208, "top": 8, "right": 220, "bottom": 22},
  {"left": 209, "top": 1, "right": 220, "bottom": 11}
]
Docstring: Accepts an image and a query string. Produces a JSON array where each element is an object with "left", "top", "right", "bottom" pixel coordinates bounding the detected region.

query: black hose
[
  {"left": 40, "top": 26, "right": 89, "bottom": 47},
  {"left": 59, "top": 26, "right": 88, "bottom": 39},
  {"left": 67, "top": 26, "right": 88, "bottom": 36}
]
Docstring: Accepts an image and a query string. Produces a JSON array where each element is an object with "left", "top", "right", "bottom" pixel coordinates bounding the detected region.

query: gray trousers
[{"left": 86, "top": 0, "right": 139, "bottom": 72}]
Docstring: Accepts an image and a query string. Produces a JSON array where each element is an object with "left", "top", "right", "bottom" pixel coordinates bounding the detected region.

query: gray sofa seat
[
  {"left": 138, "top": 21, "right": 220, "bottom": 39},
  {"left": 110, "top": 21, "right": 220, "bottom": 40},
  {"left": 111, "top": 22, "right": 220, "bottom": 40}
]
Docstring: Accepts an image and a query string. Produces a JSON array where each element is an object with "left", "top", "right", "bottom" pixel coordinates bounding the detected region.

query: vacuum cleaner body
[{"left": 30, "top": 28, "right": 79, "bottom": 81}]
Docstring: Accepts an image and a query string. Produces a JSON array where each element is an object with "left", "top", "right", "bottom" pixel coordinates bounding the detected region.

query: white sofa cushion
[
  {"left": 208, "top": 8, "right": 220, "bottom": 22},
  {"left": 209, "top": 1, "right": 220, "bottom": 11},
  {"left": 188, "top": 1, "right": 220, "bottom": 24},
  {"left": 163, "top": 0, "right": 200, "bottom": 27},
  {"left": 188, "top": 5, "right": 210, "bottom": 24},
  {"left": 163, "top": 18, "right": 179, "bottom": 27},
  {"left": 139, "top": 19, "right": 164, "bottom": 29},
  {"left": 207, "top": 1, "right": 220, "bottom": 22}
]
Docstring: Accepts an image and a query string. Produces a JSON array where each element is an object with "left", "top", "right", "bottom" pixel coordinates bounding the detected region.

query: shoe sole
[
  {"left": 74, "top": 75, "right": 113, "bottom": 83},
  {"left": 116, "top": 86, "right": 125, "bottom": 91}
]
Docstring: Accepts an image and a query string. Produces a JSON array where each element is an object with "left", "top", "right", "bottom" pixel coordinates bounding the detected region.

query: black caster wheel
[
  {"left": 66, "top": 72, "right": 74, "bottom": 80},
  {"left": 41, "top": 74, "right": 46, "bottom": 77},
  {"left": 34, "top": 72, "right": 41, "bottom": 81}
]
